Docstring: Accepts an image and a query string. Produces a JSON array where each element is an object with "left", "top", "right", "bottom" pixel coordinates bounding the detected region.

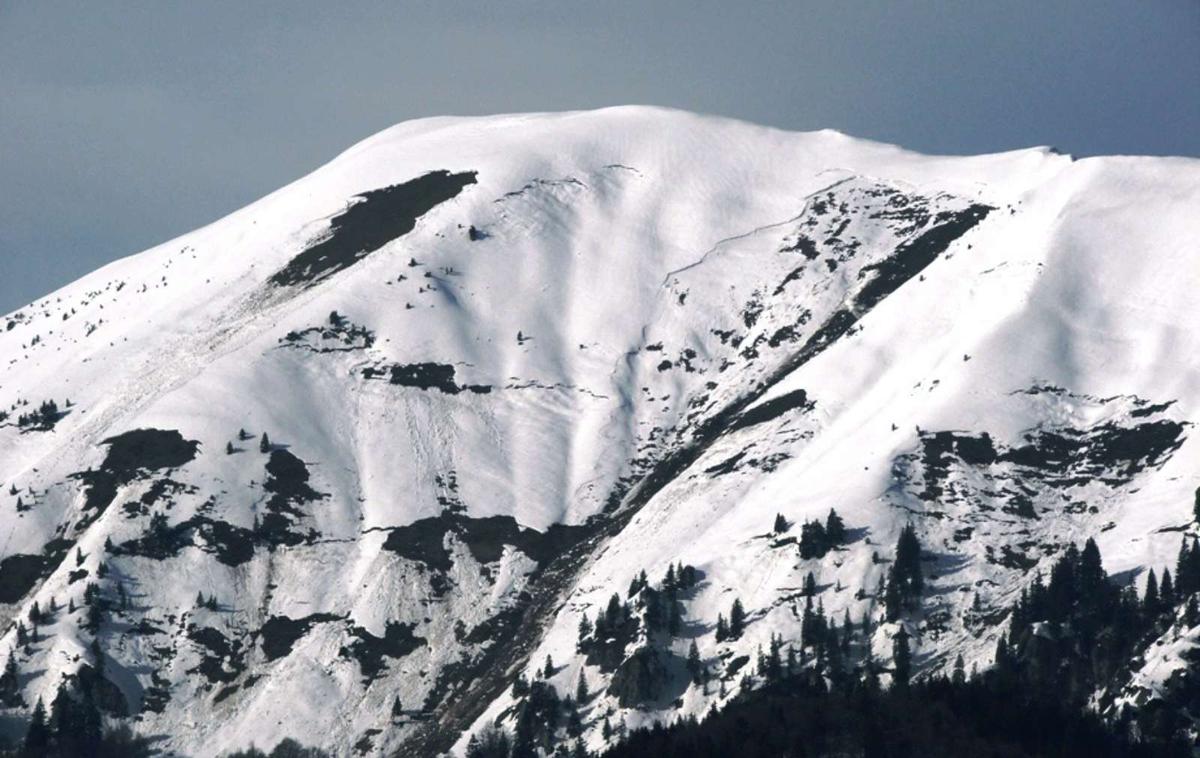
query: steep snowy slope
[{"left": 0, "top": 106, "right": 1197, "bottom": 755}]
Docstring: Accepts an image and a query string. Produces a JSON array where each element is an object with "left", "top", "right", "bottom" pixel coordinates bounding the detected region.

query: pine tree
[
  {"left": 715, "top": 614, "right": 728, "bottom": 642},
  {"left": 773, "top": 513, "right": 788, "bottom": 534},
  {"left": 1160, "top": 568, "right": 1175, "bottom": 608},
  {"left": 799, "top": 520, "right": 829, "bottom": 559},
  {"left": 88, "top": 638, "right": 104, "bottom": 676},
  {"left": 892, "top": 626, "right": 911, "bottom": 687},
  {"left": 259, "top": 432, "right": 271, "bottom": 453},
  {"left": 803, "top": 571, "right": 817, "bottom": 598},
  {"left": 392, "top": 696, "right": 403, "bottom": 718},
  {"left": 1190, "top": 538, "right": 1200, "bottom": 595},
  {"left": 825, "top": 508, "right": 846, "bottom": 544},
  {"left": 0, "top": 655, "right": 21, "bottom": 707},
  {"left": 667, "top": 588, "right": 682, "bottom": 637},
  {"left": 1144, "top": 569, "right": 1159, "bottom": 613},
  {"left": 22, "top": 697, "right": 49, "bottom": 754},
  {"left": 687, "top": 640, "right": 702, "bottom": 684},
  {"left": 729, "top": 599, "right": 746, "bottom": 639},
  {"left": 1176, "top": 539, "right": 1193, "bottom": 596},
  {"left": 895, "top": 524, "right": 924, "bottom": 595},
  {"left": 576, "top": 613, "right": 592, "bottom": 651},
  {"left": 543, "top": 654, "right": 555, "bottom": 679},
  {"left": 1194, "top": 486, "right": 1200, "bottom": 524},
  {"left": 884, "top": 568, "right": 903, "bottom": 621},
  {"left": 952, "top": 653, "right": 966, "bottom": 685},
  {"left": 576, "top": 669, "right": 590, "bottom": 702},
  {"left": 226, "top": 441, "right": 235, "bottom": 455},
  {"left": 1079, "top": 538, "right": 1107, "bottom": 598},
  {"left": 1186, "top": 595, "right": 1200, "bottom": 627},
  {"left": 766, "top": 634, "right": 783, "bottom": 681}
]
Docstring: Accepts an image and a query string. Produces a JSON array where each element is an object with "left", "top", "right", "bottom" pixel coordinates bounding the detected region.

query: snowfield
[{"left": 1, "top": 106, "right": 1198, "bottom": 755}]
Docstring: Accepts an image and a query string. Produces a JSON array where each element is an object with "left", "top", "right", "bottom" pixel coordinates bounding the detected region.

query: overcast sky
[{"left": 2, "top": 1, "right": 1198, "bottom": 313}]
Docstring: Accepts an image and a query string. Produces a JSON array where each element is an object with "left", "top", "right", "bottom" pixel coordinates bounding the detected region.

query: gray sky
[{"left": 2, "top": 1, "right": 1198, "bottom": 314}]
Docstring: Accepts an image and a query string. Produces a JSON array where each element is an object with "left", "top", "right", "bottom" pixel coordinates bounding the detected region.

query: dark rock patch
[
  {"left": 72, "top": 429, "right": 199, "bottom": 519},
  {"left": 363, "top": 362, "right": 492, "bottom": 395},
  {"left": 270, "top": 170, "right": 477, "bottom": 288},
  {"left": 704, "top": 451, "right": 746, "bottom": 477},
  {"left": 280, "top": 319, "right": 375, "bottom": 353},
  {"left": 0, "top": 537, "right": 73, "bottom": 604},
  {"left": 259, "top": 450, "right": 327, "bottom": 547},
  {"left": 855, "top": 205, "right": 991, "bottom": 309},
  {"left": 260, "top": 613, "right": 343, "bottom": 661},
  {"left": 381, "top": 514, "right": 588, "bottom": 574},
  {"left": 187, "top": 625, "right": 247, "bottom": 684},
  {"left": 608, "top": 647, "right": 688, "bottom": 708},
  {"left": 340, "top": 622, "right": 426, "bottom": 682},
  {"left": 729, "top": 389, "right": 813, "bottom": 432},
  {"left": 0, "top": 553, "right": 50, "bottom": 604}
]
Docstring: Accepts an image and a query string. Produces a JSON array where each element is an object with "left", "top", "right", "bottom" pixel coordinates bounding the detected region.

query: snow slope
[{"left": 0, "top": 106, "right": 1198, "bottom": 755}]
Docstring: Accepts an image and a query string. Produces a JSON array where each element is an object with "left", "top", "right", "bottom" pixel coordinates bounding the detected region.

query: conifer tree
[
  {"left": 259, "top": 432, "right": 271, "bottom": 453},
  {"left": 22, "top": 698, "right": 49, "bottom": 754},
  {"left": 715, "top": 614, "right": 728, "bottom": 642},
  {"left": 90, "top": 638, "right": 105, "bottom": 676},
  {"left": 1176, "top": 539, "right": 1193, "bottom": 596},
  {"left": 773, "top": 513, "right": 788, "bottom": 534},
  {"left": 952, "top": 653, "right": 966, "bottom": 685},
  {"left": 799, "top": 520, "right": 828, "bottom": 559},
  {"left": 884, "top": 568, "right": 903, "bottom": 621},
  {"left": 803, "top": 571, "right": 817, "bottom": 598},
  {"left": 729, "top": 599, "right": 746, "bottom": 640},
  {"left": 576, "top": 614, "right": 592, "bottom": 651},
  {"left": 825, "top": 508, "right": 846, "bottom": 544},
  {"left": 892, "top": 626, "right": 911, "bottom": 687},
  {"left": 0, "top": 654, "right": 21, "bottom": 707},
  {"left": 1144, "top": 569, "right": 1159, "bottom": 613},
  {"left": 1160, "top": 569, "right": 1175, "bottom": 608},
  {"left": 766, "top": 634, "right": 783, "bottom": 682},
  {"left": 576, "top": 669, "right": 589, "bottom": 702},
  {"left": 226, "top": 441, "right": 235, "bottom": 455},
  {"left": 1186, "top": 596, "right": 1200, "bottom": 627},
  {"left": 841, "top": 610, "right": 853, "bottom": 655},
  {"left": 686, "top": 640, "right": 703, "bottom": 684}
]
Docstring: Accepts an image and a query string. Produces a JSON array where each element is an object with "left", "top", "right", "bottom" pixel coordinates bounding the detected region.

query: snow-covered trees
[{"left": 798, "top": 508, "right": 848, "bottom": 559}]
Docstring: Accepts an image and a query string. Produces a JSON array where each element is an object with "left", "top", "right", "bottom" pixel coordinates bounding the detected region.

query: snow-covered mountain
[{"left": 1, "top": 106, "right": 1198, "bottom": 756}]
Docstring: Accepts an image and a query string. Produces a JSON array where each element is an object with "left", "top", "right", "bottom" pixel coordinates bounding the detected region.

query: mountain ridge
[{"left": 0, "top": 107, "right": 1198, "bottom": 756}]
